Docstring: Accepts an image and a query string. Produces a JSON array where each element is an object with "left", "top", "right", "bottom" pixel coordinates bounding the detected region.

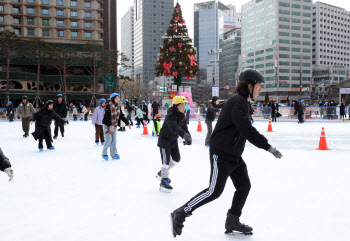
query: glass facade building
[
  {"left": 121, "top": 6, "right": 134, "bottom": 78},
  {"left": 240, "top": 0, "right": 313, "bottom": 103},
  {"left": 133, "top": 0, "right": 174, "bottom": 85}
]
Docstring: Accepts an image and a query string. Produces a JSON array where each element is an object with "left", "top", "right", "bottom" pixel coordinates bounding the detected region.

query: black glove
[
  {"left": 268, "top": 146, "right": 282, "bottom": 159},
  {"left": 17, "top": 116, "right": 20, "bottom": 119},
  {"left": 63, "top": 119, "right": 69, "bottom": 126},
  {"left": 183, "top": 133, "right": 192, "bottom": 145}
]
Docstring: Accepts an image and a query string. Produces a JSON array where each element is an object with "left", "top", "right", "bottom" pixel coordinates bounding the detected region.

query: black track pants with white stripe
[{"left": 183, "top": 152, "right": 251, "bottom": 217}]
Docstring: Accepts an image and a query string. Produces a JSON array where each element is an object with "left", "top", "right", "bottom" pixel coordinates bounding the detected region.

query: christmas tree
[{"left": 155, "top": 0, "right": 199, "bottom": 90}]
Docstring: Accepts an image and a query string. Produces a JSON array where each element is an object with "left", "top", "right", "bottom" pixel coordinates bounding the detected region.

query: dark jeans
[
  {"left": 38, "top": 129, "right": 52, "bottom": 149},
  {"left": 298, "top": 113, "right": 303, "bottom": 122},
  {"left": 153, "top": 111, "right": 158, "bottom": 120},
  {"left": 8, "top": 114, "right": 14, "bottom": 121},
  {"left": 205, "top": 119, "right": 213, "bottom": 146},
  {"left": 22, "top": 117, "right": 31, "bottom": 135},
  {"left": 183, "top": 152, "right": 251, "bottom": 217},
  {"left": 84, "top": 112, "right": 89, "bottom": 121},
  {"left": 143, "top": 114, "right": 149, "bottom": 123},
  {"left": 271, "top": 112, "right": 277, "bottom": 122},
  {"left": 73, "top": 114, "right": 77, "bottom": 120},
  {"left": 136, "top": 117, "right": 144, "bottom": 126},
  {"left": 54, "top": 123, "right": 64, "bottom": 137},
  {"left": 127, "top": 112, "right": 133, "bottom": 125},
  {"left": 186, "top": 109, "right": 190, "bottom": 125}
]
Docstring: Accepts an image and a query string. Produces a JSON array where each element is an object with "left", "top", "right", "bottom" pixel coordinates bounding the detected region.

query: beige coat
[{"left": 17, "top": 102, "right": 36, "bottom": 118}]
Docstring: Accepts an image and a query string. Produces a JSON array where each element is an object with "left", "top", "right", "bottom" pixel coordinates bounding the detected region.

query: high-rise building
[
  {"left": 194, "top": 1, "right": 239, "bottom": 85},
  {"left": 120, "top": 6, "right": 134, "bottom": 78},
  {"left": 0, "top": 0, "right": 116, "bottom": 102},
  {"left": 219, "top": 28, "right": 241, "bottom": 88},
  {"left": 312, "top": 2, "right": 350, "bottom": 68},
  {"left": 240, "top": 0, "right": 313, "bottom": 103},
  {"left": 133, "top": 0, "right": 174, "bottom": 86}
]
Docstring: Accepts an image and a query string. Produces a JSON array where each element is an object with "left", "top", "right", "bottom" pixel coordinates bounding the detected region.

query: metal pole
[{"left": 299, "top": 54, "right": 302, "bottom": 101}]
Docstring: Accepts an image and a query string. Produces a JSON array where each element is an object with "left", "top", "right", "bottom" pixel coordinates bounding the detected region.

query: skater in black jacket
[
  {"left": 156, "top": 96, "right": 192, "bottom": 193},
  {"left": 293, "top": 100, "right": 304, "bottom": 123},
  {"left": 31, "top": 100, "right": 69, "bottom": 151},
  {"left": 171, "top": 69, "right": 283, "bottom": 237},
  {"left": 53, "top": 94, "right": 67, "bottom": 139},
  {"left": 205, "top": 96, "right": 224, "bottom": 147},
  {"left": 0, "top": 148, "right": 14, "bottom": 182}
]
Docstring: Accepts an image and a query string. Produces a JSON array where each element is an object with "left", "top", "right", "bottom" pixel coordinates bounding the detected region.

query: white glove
[
  {"left": 268, "top": 146, "right": 282, "bottom": 159},
  {"left": 4, "top": 167, "right": 14, "bottom": 182}
]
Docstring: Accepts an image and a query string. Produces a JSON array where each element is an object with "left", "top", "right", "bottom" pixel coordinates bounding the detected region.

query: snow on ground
[{"left": 0, "top": 119, "right": 349, "bottom": 241}]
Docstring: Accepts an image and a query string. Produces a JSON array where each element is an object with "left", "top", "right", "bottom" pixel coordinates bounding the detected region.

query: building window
[
  {"left": 27, "top": 18, "right": 34, "bottom": 25},
  {"left": 27, "top": 8, "right": 35, "bottom": 14},
  {"left": 84, "top": 22, "right": 91, "bottom": 28},
  {"left": 56, "top": 0, "right": 63, "bottom": 6},
  {"left": 13, "top": 0, "right": 20, "bottom": 2},
  {"left": 303, "top": 27, "right": 311, "bottom": 31},
  {"left": 57, "top": 10, "right": 64, "bottom": 16},
  {"left": 42, "top": 9, "right": 49, "bottom": 15},
  {"left": 42, "top": 0, "right": 49, "bottom": 4},
  {"left": 43, "top": 29, "right": 50, "bottom": 36},
  {"left": 279, "top": 10, "right": 290, "bottom": 15},
  {"left": 98, "top": 3, "right": 102, "bottom": 8},
  {"left": 71, "top": 0, "right": 78, "bottom": 7},
  {"left": 292, "top": 33, "right": 301, "bottom": 37},
  {"left": 279, "top": 17, "right": 290, "bottom": 22},
  {"left": 13, "top": 18, "right": 20, "bottom": 24},
  {"left": 0, "top": 16, "right": 4, "bottom": 23},
  {"left": 0, "top": 27, "right": 4, "bottom": 31},
  {"left": 303, "top": 5, "right": 311, "bottom": 10},
  {"left": 42, "top": 19, "right": 49, "bottom": 26},
  {"left": 27, "top": 0, "right": 35, "bottom": 3},
  {"left": 279, "top": 32, "right": 290, "bottom": 37},
  {"left": 14, "top": 28, "right": 20, "bottom": 35},
  {"left": 0, "top": 5, "right": 3, "bottom": 12},
  {"left": 85, "top": 12, "right": 92, "bottom": 18},
  {"left": 84, "top": 1, "right": 91, "bottom": 8},
  {"left": 303, "top": 20, "right": 311, "bottom": 24},
  {"left": 292, "top": 4, "right": 301, "bottom": 9},
  {"left": 71, "top": 31, "right": 78, "bottom": 38},
  {"left": 13, "top": 7, "right": 20, "bottom": 13},
  {"left": 98, "top": 13, "right": 102, "bottom": 18},
  {"left": 85, "top": 32, "right": 92, "bottom": 38},
  {"left": 71, "top": 11, "right": 78, "bottom": 17},
  {"left": 292, "top": 19, "right": 300, "bottom": 23},
  {"left": 57, "top": 30, "right": 64, "bottom": 37},
  {"left": 279, "top": 47, "right": 290, "bottom": 51},
  {"left": 28, "top": 29, "right": 35, "bottom": 36},
  {"left": 292, "top": 40, "right": 300, "bottom": 45},
  {"left": 279, "top": 39, "right": 290, "bottom": 44},
  {"left": 57, "top": 20, "right": 64, "bottom": 26},
  {"left": 71, "top": 21, "right": 78, "bottom": 27}
]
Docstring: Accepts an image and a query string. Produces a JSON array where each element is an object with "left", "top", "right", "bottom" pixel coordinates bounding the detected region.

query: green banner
[{"left": 105, "top": 75, "right": 115, "bottom": 90}]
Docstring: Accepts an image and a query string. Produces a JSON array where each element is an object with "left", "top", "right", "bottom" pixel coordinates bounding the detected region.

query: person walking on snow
[
  {"left": 134, "top": 106, "right": 144, "bottom": 128},
  {"left": 53, "top": 94, "right": 68, "bottom": 139},
  {"left": 17, "top": 95, "right": 36, "bottom": 137},
  {"left": 0, "top": 148, "right": 14, "bottom": 182},
  {"left": 125, "top": 99, "right": 134, "bottom": 126},
  {"left": 171, "top": 68, "right": 282, "bottom": 237},
  {"left": 31, "top": 100, "right": 69, "bottom": 151},
  {"left": 92, "top": 99, "right": 106, "bottom": 145},
  {"left": 147, "top": 101, "right": 152, "bottom": 122},
  {"left": 118, "top": 101, "right": 126, "bottom": 132},
  {"left": 205, "top": 96, "right": 223, "bottom": 147},
  {"left": 6, "top": 101, "right": 14, "bottom": 122},
  {"left": 101, "top": 93, "right": 131, "bottom": 160},
  {"left": 156, "top": 96, "right": 192, "bottom": 193}
]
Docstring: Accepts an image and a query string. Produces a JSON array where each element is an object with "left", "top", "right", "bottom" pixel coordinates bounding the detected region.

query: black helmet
[
  {"left": 239, "top": 69, "right": 265, "bottom": 84},
  {"left": 212, "top": 96, "right": 219, "bottom": 102},
  {"left": 22, "top": 95, "right": 28, "bottom": 100},
  {"left": 46, "top": 100, "right": 54, "bottom": 106}
]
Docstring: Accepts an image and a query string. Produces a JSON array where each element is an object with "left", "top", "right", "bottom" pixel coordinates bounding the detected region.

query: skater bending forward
[
  {"left": 0, "top": 148, "right": 14, "bottom": 182},
  {"left": 157, "top": 96, "right": 192, "bottom": 193},
  {"left": 171, "top": 69, "right": 283, "bottom": 237}
]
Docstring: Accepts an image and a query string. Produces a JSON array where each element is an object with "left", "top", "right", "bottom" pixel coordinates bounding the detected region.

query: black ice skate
[
  {"left": 160, "top": 178, "right": 172, "bottom": 193},
  {"left": 171, "top": 206, "right": 192, "bottom": 237},
  {"left": 156, "top": 171, "right": 162, "bottom": 180},
  {"left": 225, "top": 212, "right": 253, "bottom": 235}
]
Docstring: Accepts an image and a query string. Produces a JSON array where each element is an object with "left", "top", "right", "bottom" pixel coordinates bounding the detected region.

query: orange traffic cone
[
  {"left": 316, "top": 127, "right": 330, "bottom": 150},
  {"left": 197, "top": 118, "right": 203, "bottom": 132},
  {"left": 142, "top": 120, "right": 150, "bottom": 135},
  {"left": 266, "top": 118, "right": 274, "bottom": 132}
]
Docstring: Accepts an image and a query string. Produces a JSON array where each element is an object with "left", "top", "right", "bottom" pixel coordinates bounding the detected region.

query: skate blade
[
  {"left": 159, "top": 186, "right": 172, "bottom": 193},
  {"left": 225, "top": 231, "right": 253, "bottom": 236}
]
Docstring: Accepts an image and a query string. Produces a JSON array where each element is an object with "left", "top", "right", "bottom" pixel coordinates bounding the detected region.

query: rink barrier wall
[{"left": 1, "top": 106, "right": 350, "bottom": 121}]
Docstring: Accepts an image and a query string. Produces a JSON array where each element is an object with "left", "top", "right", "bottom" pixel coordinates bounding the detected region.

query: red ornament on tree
[
  {"left": 173, "top": 71, "right": 178, "bottom": 78},
  {"left": 178, "top": 43, "right": 183, "bottom": 47},
  {"left": 188, "top": 54, "right": 198, "bottom": 66},
  {"left": 187, "top": 75, "right": 193, "bottom": 79},
  {"left": 174, "top": 26, "right": 178, "bottom": 30},
  {"left": 169, "top": 46, "right": 175, "bottom": 51},
  {"left": 163, "top": 61, "right": 173, "bottom": 74},
  {"left": 174, "top": 17, "right": 179, "bottom": 22}
]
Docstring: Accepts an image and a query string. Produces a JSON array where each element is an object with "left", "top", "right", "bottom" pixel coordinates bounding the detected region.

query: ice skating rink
[{"left": 0, "top": 119, "right": 349, "bottom": 241}]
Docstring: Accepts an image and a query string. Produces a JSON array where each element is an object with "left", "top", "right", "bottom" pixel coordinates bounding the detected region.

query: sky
[{"left": 116, "top": 0, "right": 350, "bottom": 52}]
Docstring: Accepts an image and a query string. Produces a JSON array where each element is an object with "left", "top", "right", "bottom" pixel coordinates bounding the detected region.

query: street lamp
[{"left": 208, "top": 49, "right": 222, "bottom": 86}]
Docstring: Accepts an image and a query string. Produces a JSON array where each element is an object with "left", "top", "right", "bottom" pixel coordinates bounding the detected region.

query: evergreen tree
[
  {"left": 264, "top": 91, "right": 269, "bottom": 103},
  {"left": 155, "top": 1, "right": 199, "bottom": 90}
]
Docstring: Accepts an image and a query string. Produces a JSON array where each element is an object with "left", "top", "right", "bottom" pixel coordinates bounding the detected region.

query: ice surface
[{"left": 0, "top": 120, "right": 349, "bottom": 241}]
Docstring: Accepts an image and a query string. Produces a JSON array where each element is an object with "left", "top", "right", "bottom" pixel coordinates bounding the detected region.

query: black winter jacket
[
  {"left": 205, "top": 103, "right": 222, "bottom": 122},
  {"left": 157, "top": 107, "right": 189, "bottom": 148},
  {"left": 293, "top": 101, "right": 303, "bottom": 115},
  {"left": 125, "top": 102, "right": 134, "bottom": 113},
  {"left": 271, "top": 103, "right": 279, "bottom": 114},
  {"left": 31, "top": 108, "right": 66, "bottom": 140},
  {"left": 6, "top": 104, "right": 14, "bottom": 115},
  {"left": 102, "top": 103, "right": 129, "bottom": 127},
  {"left": 152, "top": 101, "right": 160, "bottom": 114},
  {"left": 53, "top": 101, "right": 68, "bottom": 118},
  {"left": 0, "top": 148, "right": 11, "bottom": 172},
  {"left": 141, "top": 103, "right": 148, "bottom": 115},
  {"left": 210, "top": 94, "right": 271, "bottom": 161}
]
